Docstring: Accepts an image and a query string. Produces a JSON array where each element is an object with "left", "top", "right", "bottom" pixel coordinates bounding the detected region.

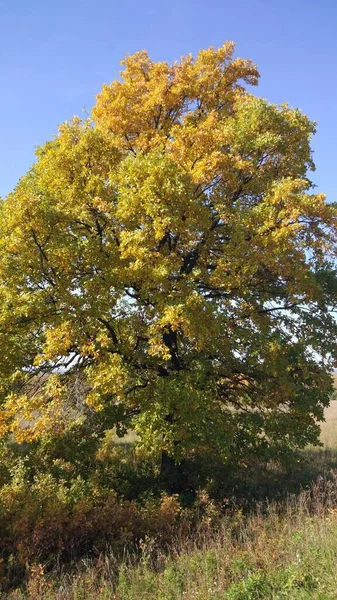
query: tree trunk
[{"left": 160, "top": 449, "right": 186, "bottom": 494}]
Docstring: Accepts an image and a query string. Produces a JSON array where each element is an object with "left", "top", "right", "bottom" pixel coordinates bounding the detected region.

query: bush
[{"left": 0, "top": 459, "right": 185, "bottom": 590}]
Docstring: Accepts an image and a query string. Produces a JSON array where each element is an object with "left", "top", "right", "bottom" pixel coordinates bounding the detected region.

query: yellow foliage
[{"left": 0, "top": 42, "right": 336, "bottom": 457}]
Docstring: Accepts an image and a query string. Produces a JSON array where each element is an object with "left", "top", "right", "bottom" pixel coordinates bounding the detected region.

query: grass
[
  {"left": 6, "top": 474, "right": 337, "bottom": 599},
  {"left": 4, "top": 393, "right": 337, "bottom": 599}
]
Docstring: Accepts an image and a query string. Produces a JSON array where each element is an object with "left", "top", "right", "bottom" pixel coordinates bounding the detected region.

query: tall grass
[
  {"left": 7, "top": 471, "right": 337, "bottom": 600},
  {"left": 4, "top": 401, "right": 337, "bottom": 599}
]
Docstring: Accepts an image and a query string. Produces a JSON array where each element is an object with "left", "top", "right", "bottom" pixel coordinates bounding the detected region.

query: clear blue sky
[{"left": 1, "top": 0, "right": 336, "bottom": 200}]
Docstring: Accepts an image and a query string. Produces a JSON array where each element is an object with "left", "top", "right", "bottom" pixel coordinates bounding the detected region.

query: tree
[{"left": 0, "top": 43, "right": 337, "bottom": 483}]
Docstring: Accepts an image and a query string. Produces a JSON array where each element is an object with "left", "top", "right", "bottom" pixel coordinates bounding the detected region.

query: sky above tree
[{"left": 0, "top": 0, "right": 336, "bottom": 201}]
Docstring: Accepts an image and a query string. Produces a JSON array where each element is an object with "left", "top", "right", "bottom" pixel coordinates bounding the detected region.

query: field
[
  {"left": 2, "top": 396, "right": 337, "bottom": 599},
  {"left": 320, "top": 368, "right": 337, "bottom": 448},
  {"left": 319, "top": 400, "right": 337, "bottom": 449}
]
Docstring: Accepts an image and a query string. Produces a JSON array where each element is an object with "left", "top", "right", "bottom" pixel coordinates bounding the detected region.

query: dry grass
[
  {"left": 6, "top": 475, "right": 337, "bottom": 599},
  {"left": 112, "top": 429, "right": 139, "bottom": 446},
  {"left": 4, "top": 385, "right": 337, "bottom": 598},
  {"left": 320, "top": 400, "right": 337, "bottom": 449},
  {"left": 317, "top": 374, "right": 337, "bottom": 449}
]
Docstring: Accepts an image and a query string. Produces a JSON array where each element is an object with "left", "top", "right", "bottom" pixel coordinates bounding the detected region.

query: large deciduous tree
[{"left": 1, "top": 43, "right": 337, "bottom": 475}]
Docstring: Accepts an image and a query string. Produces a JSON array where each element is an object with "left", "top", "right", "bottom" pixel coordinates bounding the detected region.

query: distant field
[
  {"left": 319, "top": 374, "right": 337, "bottom": 448},
  {"left": 321, "top": 401, "right": 337, "bottom": 448}
]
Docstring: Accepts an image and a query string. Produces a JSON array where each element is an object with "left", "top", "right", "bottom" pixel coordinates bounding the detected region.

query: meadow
[
  {"left": 1, "top": 400, "right": 337, "bottom": 600},
  {"left": 6, "top": 469, "right": 337, "bottom": 599}
]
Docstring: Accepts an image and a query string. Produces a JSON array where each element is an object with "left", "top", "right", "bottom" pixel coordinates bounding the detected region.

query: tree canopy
[{"left": 1, "top": 42, "right": 337, "bottom": 470}]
